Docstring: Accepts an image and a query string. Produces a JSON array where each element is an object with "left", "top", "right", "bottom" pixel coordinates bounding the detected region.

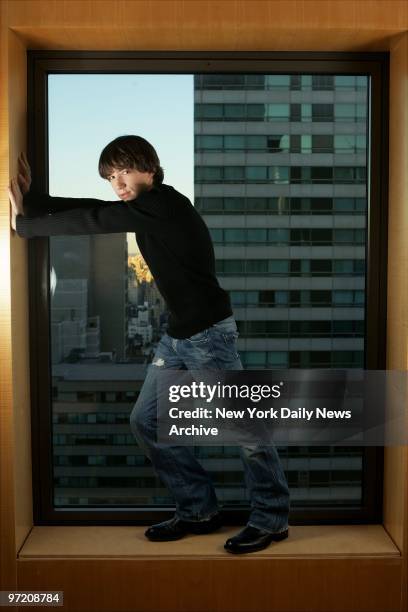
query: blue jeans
[{"left": 129, "top": 315, "right": 290, "bottom": 534}]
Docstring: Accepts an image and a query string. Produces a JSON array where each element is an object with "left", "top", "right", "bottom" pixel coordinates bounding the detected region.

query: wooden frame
[{"left": 28, "top": 50, "right": 386, "bottom": 527}]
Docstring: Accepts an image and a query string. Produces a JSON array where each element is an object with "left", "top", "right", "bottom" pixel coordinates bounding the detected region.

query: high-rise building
[{"left": 194, "top": 73, "right": 366, "bottom": 370}]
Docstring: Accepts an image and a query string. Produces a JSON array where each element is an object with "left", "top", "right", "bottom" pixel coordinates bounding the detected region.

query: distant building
[{"left": 194, "top": 73, "right": 366, "bottom": 369}]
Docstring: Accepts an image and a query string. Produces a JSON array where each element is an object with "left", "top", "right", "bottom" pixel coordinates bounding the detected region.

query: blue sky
[{"left": 48, "top": 74, "right": 194, "bottom": 253}]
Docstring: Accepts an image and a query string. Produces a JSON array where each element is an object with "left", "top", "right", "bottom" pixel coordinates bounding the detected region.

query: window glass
[
  {"left": 224, "top": 229, "right": 246, "bottom": 242},
  {"left": 246, "top": 135, "right": 266, "bottom": 149},
  {"left": 225, "top": 104, "right": 245, "bottom": 118},
  {"left": 312, "top": 104, "right": 334, "bottom": 121},
  {"left": 269, "top": 260, "right": 290, "bottom": 274},
  {"left": 267, "top": 135, "right": 288, "bottom": 151},
  {"left": 224, "top": 135, "right": 245, "bottom": 149},
  {"left": 275, "top": 291, "right": 289, "bottom": 305},
  {"left": 266, "top": 103, "right": 290, "bottom": 120},
  {"left": 269, "top": 229, "right": 289, "bottom": 243},
  {"left": 247, "top": 104, "right": 265, "bottom": 119},
  {"left": 312, "top": 75, "right": 334, "bottom": 90},
  {"left": 224, "top": 166, "right": 245, "bottom": 180},
  {"left": 246, "top": 228, "right": 267, "bottom": 242},
  {"left": 334, "top": 229, "right": 354, "bottom": 243},
  {"left": 334, "top": 135, "right": 356, "bottom": 153},
  {"left": 269, "top": 166, "right": 289, "bottom": 183},
  {"left": 224, "top": 197, "right": 245, "bottom": 211},
  {"left": 48, "top": 71, "right": 369, "bottom": 516},
  {"left": 335, "top": 75, "right": 356, "bottom": 89},
  {"left": 334, "top": 197, "right": 355, "bottom": 212},
  {"left": 230, "top": 291, "right": 246, "bottom": 306},
  {"left": 197, "top": 103, "right": 223, "bottom": 119},
  {"left": 312, "top": 135, "right": 333, "bottom": 152},
  {"left": 196, "top": 166, "right": 222, "bottom": 180},
  {"left": 335, "top": 104, "right": 366, "bottom": 121},
  {"left": 265, "top": 75, "right": 291, "bottom": 88},
  {"left": 247, "top": 166, "right": 268, "bottom": 180},
  {"left": 301, "top": 104, "right": 312, "bottom": 121},
  {"left": 209, "top": 228, "right": 223, "bottom": 242},
  {"left": 196, "top": 135, "right": 223, "bottom": 149},
  {"left": 333, "top": 291, "right": 354, "bottom": 305}
]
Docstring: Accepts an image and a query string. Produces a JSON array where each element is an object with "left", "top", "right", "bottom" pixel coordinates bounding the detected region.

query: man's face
[{"left": 106, "top": 166, "right": 155, "bottom": 201}]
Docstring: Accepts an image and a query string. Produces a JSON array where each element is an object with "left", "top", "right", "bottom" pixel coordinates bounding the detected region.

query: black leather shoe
[
  {"left": 145, "top": 513, "right": 223, "bottom": 541},
  {"left": 224, "top": 525, "right": 289, "bottom": 554}
]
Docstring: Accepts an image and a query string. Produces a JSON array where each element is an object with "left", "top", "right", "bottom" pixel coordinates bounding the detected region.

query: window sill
[{"left": 18, "top": 524, "right": 400, "bottom": 559}]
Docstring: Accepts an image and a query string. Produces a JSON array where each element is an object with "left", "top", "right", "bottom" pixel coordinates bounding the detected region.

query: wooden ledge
[{"left": 18, "top": 525, "right": 400, "bottom": 559}]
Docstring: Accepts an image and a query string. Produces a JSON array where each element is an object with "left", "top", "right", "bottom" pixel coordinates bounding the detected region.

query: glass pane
[
  {"left": 266, "top": 103, "right": 290, "bottom": 120},
  {"left": 265, "top": 75, "right": 291, "bottom": 88},
  {"left": 197, "top": 103, "right": 223, "bottom": 118},
  {"left": 247, "top": 228, "right": 267, "bottom": 242},
  {"left": 247, "top": 166, "right": 267, "bottom": 180},
  {"left": 196, "top": 135, "right": 223, "bottom": 149},
  {"left": 335, "top": 134, "right": 356, "bottom": 153},
  {"left": 49, "top": 71, "right": 369, "bottom": 516},
  {"left": 246, "top": 135, "right": 266, "bottom": 149},
  {"left": 224, "top": 135, "right": 245, "bottom": 149},
  {"left": 224, "top": 166, "right": 245, "bottom": 180},
  {"left": 224, "top": 229, "right": 246, "bottom": 243}
]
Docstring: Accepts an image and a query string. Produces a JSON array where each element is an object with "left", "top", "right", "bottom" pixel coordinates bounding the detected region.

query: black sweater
[{"left": 16, "top": 183, "right": 232, "bottom": 339}]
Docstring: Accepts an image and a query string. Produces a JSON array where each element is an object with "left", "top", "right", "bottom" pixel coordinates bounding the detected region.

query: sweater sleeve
[
  {"left": 16, "top": 186, "right": 173, "bottom": 238},
  {"left": 22, "top": 189, "right": 103, "bottom": 217}
]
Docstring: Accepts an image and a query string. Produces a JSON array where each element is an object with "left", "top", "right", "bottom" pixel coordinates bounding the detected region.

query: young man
[{"left": 9, "top": 136, "right": 290, "bottom": 554}]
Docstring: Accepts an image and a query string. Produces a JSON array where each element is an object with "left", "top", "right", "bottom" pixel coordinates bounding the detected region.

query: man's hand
[
  {"left": 17, "top": 151, "right": 31, "bottom": 195},
  {"left": 8, "top": 152, "right": 29, "bottom": 232},
  {"left": 8, "top": 176, "right": 24, "bottom": 232}
]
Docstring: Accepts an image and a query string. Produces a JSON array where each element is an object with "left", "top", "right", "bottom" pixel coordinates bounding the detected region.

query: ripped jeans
[{"left": 129, "top": 315, "right": 290, "bottom": 533}]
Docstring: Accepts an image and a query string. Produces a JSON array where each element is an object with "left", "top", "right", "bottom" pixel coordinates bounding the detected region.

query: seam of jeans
[
  {"left": 206, "top": 331, "right": 223, "bottom": 369},
  {"left": 221, "top": 332, "right": 240, "bottom": 360},
  {"left": 208, "top": 328, "right": 241, "bottom": 367}
]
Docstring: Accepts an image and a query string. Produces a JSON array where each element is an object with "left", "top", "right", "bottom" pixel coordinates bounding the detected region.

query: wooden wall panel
[
  {"left": 0, "top": 12, "right": 18, "bottom": 596},
  {"left": 5, "top": 1, "right": 408, "bottom": 31},
  {"left": 7, "top": 28, "right": 34, "bottom": 557},
  {"left": 4, "top": 0, "right": 408, "bottom": 51},
  {"left": 17, "top": 557, "right": 402, "bottom": 612}
]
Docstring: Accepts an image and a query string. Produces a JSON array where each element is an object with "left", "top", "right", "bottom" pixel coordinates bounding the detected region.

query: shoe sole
[
  {"left": 224, "top": 529, "right": 289, "bottom": 554},
  {"left": 145, "top": 518, "right": 223, "bottom": 541}
]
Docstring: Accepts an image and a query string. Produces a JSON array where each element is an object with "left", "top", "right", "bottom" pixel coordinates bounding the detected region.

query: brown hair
[{"left": 98, "top": 135, "right": 164, "bottom": 185}]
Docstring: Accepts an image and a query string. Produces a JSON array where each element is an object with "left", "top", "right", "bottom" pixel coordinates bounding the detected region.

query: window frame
[{"left": 27, "top": 50, "right": 388, "bottom": 526}]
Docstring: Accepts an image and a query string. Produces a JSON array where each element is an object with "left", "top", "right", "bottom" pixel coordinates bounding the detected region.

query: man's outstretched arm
[
  {"left": 23, "top": 189, "right": 109, "bottom": 216},
  {"left": 10, "top": 184, "right": 174, "bottom": 238}
]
